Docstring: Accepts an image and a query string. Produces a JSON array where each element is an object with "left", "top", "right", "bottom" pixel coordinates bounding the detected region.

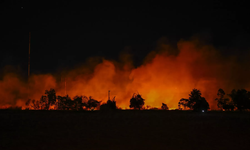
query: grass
[{"left": 1, "top": 110, "right": 250, "bottom": 150}]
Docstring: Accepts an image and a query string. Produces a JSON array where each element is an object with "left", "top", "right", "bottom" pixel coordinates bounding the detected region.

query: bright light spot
[{"left": 202, "top": 110, "right": 205, "bottom": 112}]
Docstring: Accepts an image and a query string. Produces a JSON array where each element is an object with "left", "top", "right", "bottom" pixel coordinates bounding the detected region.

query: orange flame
[{"left": 1, "top": 37, "right": 250, "bottom": 110}]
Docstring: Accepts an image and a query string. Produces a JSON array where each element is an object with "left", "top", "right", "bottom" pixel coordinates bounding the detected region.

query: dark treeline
[
  {"left": 178, "top": 89, "right": 210, "bottom": 112},
  {"left": 24, "top": 89, "right": 154, "bottom": 111},
  {"left": 215, "top": 88, "right": 250, "bottom": 111},
  {"left": 26, "top": 89, "right": 106, "bottom": 111},
  {"left": 20, "top": 88, "right": 250, "bottom": 112},
  {"left": 178, "top": 88, "right": 250, "bottom": 112}
]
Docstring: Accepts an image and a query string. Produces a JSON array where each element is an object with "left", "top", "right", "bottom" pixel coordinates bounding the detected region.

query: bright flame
[{"left": 1, "top": 37, "right": 250, "bottom": 110}]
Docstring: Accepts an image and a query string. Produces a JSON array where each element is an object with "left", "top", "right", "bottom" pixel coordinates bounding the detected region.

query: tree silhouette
[
  {"left": 100, "top": 96, "right": 117, "bottom": 111},
  {"left": 25, "top": 89, "right": 57, "bottom": 110},
  {"left": 228, "top": 89, "right": 250, "bottom": 111},
  {"left": 26, "top": 99, "right": 40, "bottom": 110},
  {"left": 192, "top": 97, "right": 209, "bottom": 112},
  {"left": 73, "top": 96, "right": 84, "bottom": 111},
  {"left": 45, "top": 89, "right": 56, "bottom": 109},
  {"left": 57, "top": 96, "right": 65, "bottom": 110},
  {"left": 32, "top": 100, "right": 41, "bottom": 110},
  {"left": 37, "top": 89, "right": 57, "bottom": 110},
  {"left": 129, "top": 93, "right": 145, "bottom": 110},
  {"left": 179, "top": 89, "right": 209, "bottom": 112},
  {"left": 178, "top": 98, "right": 189, "bottom": 110},
  {"left": 57, "top": 95, "right": 73, "bottom": 110},
  {"left": 188, "top": 89, "right": 201, "bottom": 109},
  {"left": 215, "top": 88, "right": 227, "bottom": 109},
  {"left": 189, "top": 89, "right": 209, "bottom": 112},
  {"left": 161, "top": 103, "right": 169, "bottom": 110},
  {"left": 83, "top": 96, "right": 101, "bottom": 110},
  {"left": 40, "top": 95, "right": 48, "bottom": 110},
  {"left": 25, "top": 99, "right": 31, "bottom": 109},
  {"left": 215, "top": 89, "right": 234, "bottom": 111}
]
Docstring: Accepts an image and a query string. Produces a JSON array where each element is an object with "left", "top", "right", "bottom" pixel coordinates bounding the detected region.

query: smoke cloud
[{"left": 1, "top": 37, "right": 250, "bottom": 109}]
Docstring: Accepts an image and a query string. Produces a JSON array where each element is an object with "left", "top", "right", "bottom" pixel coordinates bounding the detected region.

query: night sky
[{"left": 1, "top": 0, "right": 250, "bottom": 77}]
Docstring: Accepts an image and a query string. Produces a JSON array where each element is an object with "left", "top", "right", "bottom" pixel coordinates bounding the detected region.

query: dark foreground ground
[{"left": 1, "top": 110, "right": 250, "bottom": 150}]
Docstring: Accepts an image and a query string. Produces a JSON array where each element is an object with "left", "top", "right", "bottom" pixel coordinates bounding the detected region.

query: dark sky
[{"left": 1, "top": 0, "right": 250, "bottom": 77}]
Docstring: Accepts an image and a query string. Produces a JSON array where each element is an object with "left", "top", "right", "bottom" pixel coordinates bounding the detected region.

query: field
[{"left": 1, "top": 110, "right": 250, "bottom": 150}]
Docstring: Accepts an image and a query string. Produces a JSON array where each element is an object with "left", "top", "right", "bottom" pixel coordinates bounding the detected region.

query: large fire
[{"left": 1, "top": 38, "right": 250, "bottom": 110}]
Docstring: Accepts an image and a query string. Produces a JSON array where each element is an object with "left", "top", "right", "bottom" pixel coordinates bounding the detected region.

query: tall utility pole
[
  {"left": 28, "top": 32, "right": 31, "bottom": 78},
  {"left": 61, "top": 77, "right": 67, "bottom": 95},
  {"left": 27, "top": 32, "right": 31, "bottom": 99},
  {"left": 65, "top": 78, "right": 67, "bottom": 95},
  {"left": 108, "top": 90, "right": 110, "bottom": 100}
]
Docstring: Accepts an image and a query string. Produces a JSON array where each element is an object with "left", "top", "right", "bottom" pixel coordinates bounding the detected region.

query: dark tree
[
  {"left": 40, "top": 95, "right": 48, "bottom": 110},
  {"left": 228, "top": 89, "right": 250, "bottom": 111},
  {"left": 215, "top": 88, "right": 234, "bottom": 111},
  {"left": 179, "top": 89, "right": 209, "bottom": 112},
  {"left": 25, "top": 99, "right": 31, "bottom": 109},
  {"left": 83, "top": 96, "right": 101, "bottom": 110},
  {"left": 222, "top": 104, "right": 234, "bottom": 111},
  {"left": 100, "top": 97, "right": 117, "bottom": 111},
  {"left": 192, "top": 97, "right": 209, "bottom": 112},
  {"left": 57, "top": 95, "right": 73, "bottom": 110},
  {"left": 178, "top": 98, "right": 189, "bottom": 110},
  {"left": 187, "top": 89, "right": 202, "bottom": 109},
  {"left": 57, "top": 96, "right": 65, "bottom": 110},
  {"left": 215, "top": 88, "right": 227, "bottom": 109},
  {"left": 188, "top": 89, "right": 209, "bottom": 112},
  {"left": 32, "top": 100, "right": 41, "bottom": 110},
  {"left": 129, "top": 93, "right": 145, "bottom": 110},
  {"left": 36, "top": 89, "right": 57, "bottom": 110},
  {"left": 65, "top": 95, "right": 74, "bottom": 110},
  {"left": 45, "top": 89, "right": 57, "bottom": 109},
  {"left": 26, "top": 99, "right": 40, "bottom": 110},
  {"left": 73, "top": 96, "right": 84, "bottom": 111},
  {"left": 161, "top": 103, "right": 169, "bottom": 110}
]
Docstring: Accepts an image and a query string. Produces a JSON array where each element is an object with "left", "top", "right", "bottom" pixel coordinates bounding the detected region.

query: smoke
[
  {"left": 1, "top": 36, "right": 250, "bottom": 109},
  {"left": 0, "top": 73, "right": 56, "bottom": 108}
]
